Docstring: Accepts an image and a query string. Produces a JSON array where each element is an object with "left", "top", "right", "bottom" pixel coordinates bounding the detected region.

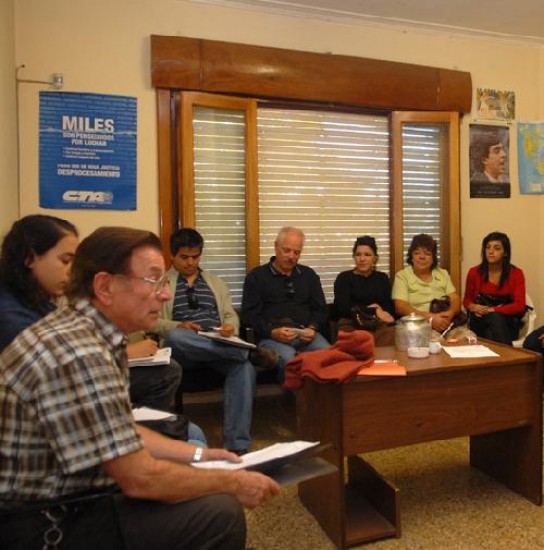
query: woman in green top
[{"left": 392, "top": 233, "right": 461, "bottom": 333}]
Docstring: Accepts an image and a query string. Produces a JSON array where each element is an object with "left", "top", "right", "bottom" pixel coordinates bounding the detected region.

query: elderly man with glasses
[
  {"left": 241, "top": 226, "right": 330, "bottom": 382},
  {"left": 156, "top": 228, "right": 277, "bottom": 456},
  {"left": 0, "top": 226, "right": 279, "bottom": 550}
]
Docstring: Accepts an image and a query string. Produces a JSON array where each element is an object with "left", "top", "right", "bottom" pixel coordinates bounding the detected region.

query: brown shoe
[{"left": 249, "top": 347, "right": 279, "bottom": 371}]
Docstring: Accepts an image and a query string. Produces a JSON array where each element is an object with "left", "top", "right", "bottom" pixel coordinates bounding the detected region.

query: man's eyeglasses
[
  {"left": 123, "top": 273, "right": 170, "bottom": 295},
  {"left": 284, "top": 278, "right": 295, "bottom": 298},
  {"left": 187, "top": 286, "right": 200, "bottom": 309}
]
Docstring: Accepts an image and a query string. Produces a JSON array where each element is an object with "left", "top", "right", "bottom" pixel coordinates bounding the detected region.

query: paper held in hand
[
  {"left": 132, "top": 406, "right": 175, "bottom": 421},
  {"left": 197, "top": 331, "right": 256, "bottom": 349},
  {"left": 128, "top": 347, "right": 172, "bottom": 367},
  {"left": 192, "top": 440, "right": 336, "bottom": 486}
]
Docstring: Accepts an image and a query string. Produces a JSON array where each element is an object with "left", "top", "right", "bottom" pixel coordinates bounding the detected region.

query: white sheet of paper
[
  {"left": 442, "top": 345, "right": 499, "bottom": 358},
  {"left": 132, "top": 407, "right": 175, "bottom": 421},
  {"left": 128, "top": 347, "right": 172, "bottom": 367},
  {"left": 192, "top": 440, "right": 320, "bottom": 470},
  {"left": 197, "top": 331, "right": 256, "bottom": 349}
]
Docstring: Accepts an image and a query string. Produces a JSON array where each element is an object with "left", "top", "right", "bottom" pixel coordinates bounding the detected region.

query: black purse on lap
[
  {"left": 475, "top": 293, "right": 512, "bottom": 308},
  {"left": 351, "top": 305, "right": 379, "bottom": 332}
]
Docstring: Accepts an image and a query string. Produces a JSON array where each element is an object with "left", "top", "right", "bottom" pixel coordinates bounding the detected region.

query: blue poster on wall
[{"left": 39, "top": 91, "right": 137, "bottom": 209}]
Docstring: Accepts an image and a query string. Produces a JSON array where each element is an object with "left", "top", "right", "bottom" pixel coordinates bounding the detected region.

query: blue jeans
[
  {"left": 165, "top": 328, "right": 256, "bottom": 451},
  {"left": 523, "top": 326, "right": 544, "bottom": 355},
  {"left": 259, "top": 332, "right": 330, "bottom": 382},
  {"left": 188, "top": 422, "right": 208, "bottom": 447}
]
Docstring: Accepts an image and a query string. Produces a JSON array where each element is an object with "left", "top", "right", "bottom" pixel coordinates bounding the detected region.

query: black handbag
[
  {"left": 474, "top": 292, "right": 530, "bottom": 331},
  {"left": 475, "top": 292, "right": 512, "bottom": 308},
  {"left": 430, "top": 295, "right": 467, "bottom": 327},
  {"left": 351, "top": 305, "right": 379, "bottom": 332}
]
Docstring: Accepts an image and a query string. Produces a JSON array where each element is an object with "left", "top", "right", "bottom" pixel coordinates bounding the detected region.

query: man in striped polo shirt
[{"left": 157, "top": 228, "right": 277, "bottom": 455}]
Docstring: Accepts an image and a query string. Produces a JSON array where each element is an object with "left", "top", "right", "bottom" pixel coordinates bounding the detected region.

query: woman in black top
[{"left": 334, "top": 236, "right": 395, "bottom": 345}]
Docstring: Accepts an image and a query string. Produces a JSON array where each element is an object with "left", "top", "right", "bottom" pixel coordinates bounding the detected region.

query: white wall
[
  {"left": 0, "top": 0, "right": 18, "bottom": 235},
  {"left": 10, "top": 0, "right": 544, "bottom": 316}
]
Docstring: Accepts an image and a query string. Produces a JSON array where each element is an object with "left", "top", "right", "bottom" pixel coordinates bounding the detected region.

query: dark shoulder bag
[
  {"left": 475, "top": 292, "right": 512, "bottom": 308},
  {"left": 430, "top": 295, "right": 467, "bottom": 328},
  {"left": 351, "top": 305, "right": 379, "bottom": 332}
]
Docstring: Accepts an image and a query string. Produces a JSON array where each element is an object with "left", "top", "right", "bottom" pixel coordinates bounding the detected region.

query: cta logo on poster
[
  {"left": 40, "top": 92, "right": 137, "bottom": 210},
  {"left": 62, "top": 190, "right": 114, "bottom": 204}
]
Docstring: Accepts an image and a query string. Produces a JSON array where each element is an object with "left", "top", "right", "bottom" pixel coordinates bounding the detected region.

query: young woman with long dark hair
[
  {"left": 0, "top": 214, "right": 78, "bottom": 350},
  {"left": 463, "top": 231, "right": 526, "bottom": 345}
]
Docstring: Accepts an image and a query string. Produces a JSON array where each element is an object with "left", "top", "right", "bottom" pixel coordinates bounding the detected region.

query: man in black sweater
[{"left": 241, "top": 226, "right": 329, "bottom": 382}]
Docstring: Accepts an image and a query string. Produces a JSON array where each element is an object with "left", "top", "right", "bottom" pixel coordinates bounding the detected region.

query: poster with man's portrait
[{"left": 469, "top": 124, "right": 510, "bottom": 199}]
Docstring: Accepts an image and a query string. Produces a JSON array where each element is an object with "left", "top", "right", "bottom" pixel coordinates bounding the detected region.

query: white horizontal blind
[
  {"left": 190, "top": 106, "right": 445, "bottom": 306},
  {"left": 401, "top": 124, "right": 444, "bottom": 260},
  {"left": 257, "top": 108, "right": 390, "bottom": 302},
  {"left": 193, "top": 107, "right": 248, "bottom": 305}
]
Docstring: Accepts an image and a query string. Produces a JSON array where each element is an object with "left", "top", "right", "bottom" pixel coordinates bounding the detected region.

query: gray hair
[{"left": 275, "top": 226, "right": 305, "bottom": 246}]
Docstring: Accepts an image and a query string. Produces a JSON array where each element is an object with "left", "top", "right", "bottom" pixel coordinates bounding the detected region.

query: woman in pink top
[{"left": 463, "top": 232, "right": 526, "bottom": 345}]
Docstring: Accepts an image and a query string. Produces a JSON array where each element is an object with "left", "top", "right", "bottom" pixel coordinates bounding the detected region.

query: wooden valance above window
[{"left": 150, "top": 35, "right": 472, "bottom": 112}]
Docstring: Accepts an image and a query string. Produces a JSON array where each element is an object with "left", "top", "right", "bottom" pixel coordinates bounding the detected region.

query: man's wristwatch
[{"left": 193, "top": 446, "right": 203, "bottom": 463}]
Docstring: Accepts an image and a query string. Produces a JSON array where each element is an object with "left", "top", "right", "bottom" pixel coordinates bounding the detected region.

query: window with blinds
[
  {"left": 257, "top": 108, "right": 391, "bottom": 302},
  {"left": 188, "top": 103, "right": 449, "bottom": 306},
  {"left": 401, "top": 124, "right": 445, "bottom": 260},
  {"left": 193, "top": 107, "right": 248, "bottom": 305}
]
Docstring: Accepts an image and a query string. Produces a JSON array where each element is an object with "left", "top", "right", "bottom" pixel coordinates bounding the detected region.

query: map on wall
[{"left": 517, "top": 123, "right": 544, "bottom": 195}]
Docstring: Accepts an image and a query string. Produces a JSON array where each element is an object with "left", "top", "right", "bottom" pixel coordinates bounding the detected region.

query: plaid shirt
[{"left": 0, "top": 299, "right": 143, "bottom": 503}]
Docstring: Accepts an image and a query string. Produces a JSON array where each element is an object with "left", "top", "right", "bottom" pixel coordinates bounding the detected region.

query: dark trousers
[
  {"left": 0, "top": 492, "right": 246, "bottom": 550},
  {"left": 129, "top": 359, "right": 182, "bottom": 411},
  {"left": 0, "top": 492, "right": 123, "bottom": 550},
  {"left": 468, "top": 311, "right": 520, "bottom": 345},
  {"left": 523, "top": 326, "right": 544, "bottom": 355}
]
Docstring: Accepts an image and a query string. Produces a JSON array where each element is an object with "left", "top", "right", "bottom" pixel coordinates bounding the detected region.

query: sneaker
[{"left": 249, "top": 347, "right": 279, "bottom": 371}]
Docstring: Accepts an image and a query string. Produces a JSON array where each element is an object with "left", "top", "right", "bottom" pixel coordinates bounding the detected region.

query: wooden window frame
[
  {"left": 178, "top": 92, "right": 260, "bottom": 270},
  {"left": 391, "top": 112, "right": 461, "bottom": 289},
  {"left": 154, "top": 35, "right": 466, "bottom": 286}
]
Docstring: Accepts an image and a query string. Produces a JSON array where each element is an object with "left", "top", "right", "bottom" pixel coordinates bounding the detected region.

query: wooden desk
[{"left": 296, "top": 341, "right": 543, "bottom": 549}]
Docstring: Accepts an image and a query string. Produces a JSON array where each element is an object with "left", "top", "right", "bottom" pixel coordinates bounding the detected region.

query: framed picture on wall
[
  {"left": 476, "top": 88, "right": 515, "bottom": 122},
  {"left": 469, "top": 124, "right": 510, "bottom": 199}
]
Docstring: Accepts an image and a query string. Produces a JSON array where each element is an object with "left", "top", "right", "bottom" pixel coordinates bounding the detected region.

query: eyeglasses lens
[{"left": 154, "top": 275, "right": 170, "bottom": 294}]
